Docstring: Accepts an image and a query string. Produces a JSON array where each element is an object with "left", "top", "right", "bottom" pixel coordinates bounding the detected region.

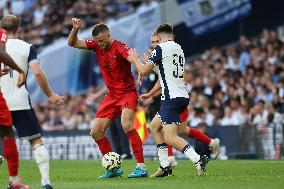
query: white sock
[
  {"left": 183, "top": 145, "right": 200, "bottom": 164},
  {"left": 33, "top": 144, "right": 51, "bottom": 186},
  {"left": 157, "top": 143, "right": 170, "bottom": 168},
  {"left": 137, "top": 163, "right": 146, "bottom": 170},
  {"left": 9, "top": 176, "right": 19, "bottom": 184}
]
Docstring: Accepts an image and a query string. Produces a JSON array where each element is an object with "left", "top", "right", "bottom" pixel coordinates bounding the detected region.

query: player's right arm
[
  {"left": 28, "top": 46, "right": 64, "bottom": 107},
  {"left": 67, "top": 18, "right": 88, "bottom": 49}
]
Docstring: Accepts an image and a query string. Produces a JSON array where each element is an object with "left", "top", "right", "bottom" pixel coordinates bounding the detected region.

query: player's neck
[
  {"left": 7, "top": 33, "right": 18, "bottom": 39},
  {"left": 160, "top": 37, "right": 174, "bottom": 43}
]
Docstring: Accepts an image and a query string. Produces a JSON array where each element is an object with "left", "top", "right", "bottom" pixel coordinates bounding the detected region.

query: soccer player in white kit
[
  {"left": 128, "top": 24, "right": 209, "bottom": 176},
  {"left": 0, "top": 15, "right": 64, "bottom": 189}
]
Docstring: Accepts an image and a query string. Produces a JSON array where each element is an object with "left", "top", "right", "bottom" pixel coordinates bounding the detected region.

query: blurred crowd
[
  {"left": 32, "top": 25, "right": 284, "bottom": 132},
  {"left": 183, "top": 27, "right": 284, "bottom": 128},
  {"left": 0, "top": 0, "right": 154, "bottom": 50}
]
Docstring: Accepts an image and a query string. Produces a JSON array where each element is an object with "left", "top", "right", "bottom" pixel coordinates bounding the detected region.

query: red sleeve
[
  {"left": 85, "top": 39, "right": 98, "bottom": 51},
  {"left": 116, "top": 41, "right": 130, "bottom": 60},
  {"left": 0, "top": 29, "right": 7, "bottom": 45}
]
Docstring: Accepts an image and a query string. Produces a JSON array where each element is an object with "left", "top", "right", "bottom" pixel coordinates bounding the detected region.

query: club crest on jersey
[{"left": 150, "top": 49, "right": 156, "bottom": 58}]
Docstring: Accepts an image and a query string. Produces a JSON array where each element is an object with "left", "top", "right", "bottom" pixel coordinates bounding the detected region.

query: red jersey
[
  {"left": 85, "top": 39, "right": 136, "bottom": 96},
  {"left": 0, "top": 28, "right": 7, "bottom": 46}
]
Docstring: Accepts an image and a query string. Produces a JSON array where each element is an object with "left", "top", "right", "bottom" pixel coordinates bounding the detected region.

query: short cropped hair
[
  {"left": 156, "top": 23, "right": 173, "bottom": 35},
  {"left": 92, "top": 23, "right": 109, "bottom": 37},
  {"left": 152, "top": 31, "right": 158, "bottom": 37},
  {"left": 0, "top": 15, "right": 19, "bottom": 33}
]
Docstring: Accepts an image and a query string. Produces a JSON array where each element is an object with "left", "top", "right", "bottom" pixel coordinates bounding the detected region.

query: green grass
[{"left": 1, "top": 160, "right": 284, "bottom": 189}]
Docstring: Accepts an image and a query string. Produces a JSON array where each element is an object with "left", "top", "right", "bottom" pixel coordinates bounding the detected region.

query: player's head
[
  {"left": 155, "top": 23, "right": 174, "bottom": 42},
  {"left": 92, "top": 23, "right": 112, "bottom": 50},
  {"left": 150, "top": 32, "right": 159, "bottom": 50},
  {"left": 0, "top": 14, "right": 20, "bottom": 35}
]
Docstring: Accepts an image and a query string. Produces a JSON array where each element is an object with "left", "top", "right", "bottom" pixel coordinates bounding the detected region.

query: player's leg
[
  {"left": 121, "top": 108, "right": 148, "bottom": 178},
  {"left": 178, "top": 123, "right": 220, "bottom": 159},
  {"left": 0, "top": 98, "right": 29, "bottom": 188},
  {"left": 92, "top": 118, "right": 123, "bottom": 179},
  {"left": 91, "top": 94, "right": 118, "bottom": 156},
  {"left": 11, "top": 109, "right": 52, "bottom": 189},
  {"left": 0, "top": 127, "right": 19, "bottom": 186},
  {"left": 163, "top": 124, "right": 208, "bottom": 175},
  {"left": 150, "top": 115, "right": 172, "bottom": 177},
  {"left": 119, "top": 91, "right": 147, "bottom": 178},
  {"left": 90, "top": 118, "right": 113, "bottom": 155},
  {"left": 160, "top": 99, "right": 208, "bottom": 176},
  {"left": 30, "top": 138, "right": 52, "bottom": 189},
  {"left": 91, "top": 94, "right": 123, "bottom": 178}
]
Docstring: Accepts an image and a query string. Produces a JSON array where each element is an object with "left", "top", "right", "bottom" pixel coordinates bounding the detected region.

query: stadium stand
[{"left": 0, "top": 0, "right": 155, "bottom": 50}]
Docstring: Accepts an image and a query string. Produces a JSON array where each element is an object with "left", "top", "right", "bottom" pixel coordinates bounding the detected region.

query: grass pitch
[{"left": 0, "top": 160, "right": 284, "bottom": 189}]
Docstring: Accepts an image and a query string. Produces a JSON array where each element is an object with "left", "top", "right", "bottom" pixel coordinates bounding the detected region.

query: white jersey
[
  {"left": 0, "top": 39, "right": 38, "bottom": 111},
  {"left": 149, "top": 41, "right": 189, "bottom": 100}
]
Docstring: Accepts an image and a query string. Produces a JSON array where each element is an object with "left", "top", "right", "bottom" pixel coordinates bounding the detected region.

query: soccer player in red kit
[
  {"left": 68, "top": 18, "right": 147, "bottom": 178},
  {"left": 0, "top": 28, "right": 29, "bottom": 189}
]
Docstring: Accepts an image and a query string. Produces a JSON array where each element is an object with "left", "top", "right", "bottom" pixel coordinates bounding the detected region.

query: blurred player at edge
[
  {"left": 129, "top": 23, "right": 212, "bottom": 176},
  {"left": 68, "top": 18, "right": 147, "bottom": 178},
  {"left": 0, "top": 15, "right": 64, "bottom": 189},
  {"left": 140, "top": 32, "right": 220, "bottom": 177},
  {"left": 0, "top": 26, "right": 29, "bottom": 189}
]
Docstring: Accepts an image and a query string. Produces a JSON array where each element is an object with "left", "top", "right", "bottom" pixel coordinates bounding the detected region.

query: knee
[
  {"left": 121, "top": 121, "right": 132, "bottom": 133},
  {"left": 121, "top": 115, "right": 133, "bottom": 133},
  {"left": 178, "top": 125, "right": 188, "bottom": 135},
  {"left": 30, "top": 138, "right": 43, "bottom": 148},
  {"left": 90, "top": 128, "right": 103, "bottom": 140},
  {"left": 150, "top": 123, "right": 159, "bottom": 134},
  {"left": 163, "top": 132, "right": 174, "bottom": 146}
]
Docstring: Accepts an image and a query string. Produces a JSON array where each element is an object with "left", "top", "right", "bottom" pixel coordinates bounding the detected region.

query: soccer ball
[
  {"left": 0, "top": 155, "right": 4, "bottom": 166},
  {"left": 102, "top": 152, "right": 122, "bottom": 171}
]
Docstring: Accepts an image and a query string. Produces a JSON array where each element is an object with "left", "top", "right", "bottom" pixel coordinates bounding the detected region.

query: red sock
[
  {"left": 127, "top": 129, "right": 144, "bottom": 163},
  {"left": 95, "top": 137, "right": 112, "bottom": 156},
  {"left": 167, "top": 145, "right": 174, "bottom": 156},
  {"left": 188, "top": 128, "right": 211, "bottom": 145},
  {"left": 3, "top": 137, "right": 19, "bottom": 176}
]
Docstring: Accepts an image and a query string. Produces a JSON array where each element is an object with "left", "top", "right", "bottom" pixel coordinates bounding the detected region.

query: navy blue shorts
[
  {"left": 11, "top": 109, "right": 42, "bottom": 140},
  {"left": 158, "top": 97, "right": 189, "bottom": 125}
]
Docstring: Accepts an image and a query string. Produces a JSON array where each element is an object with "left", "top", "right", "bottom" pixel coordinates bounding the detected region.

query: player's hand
[
  {"left": 85, "top": 93, "right": 100, "bottom": 105},
  {"left": 72, "top": 18, "right": 81, "bottom": 30},
  {"left": 139, "top": 93, "right": 150, "bottom": 102},
  {"left": 0, "top": 68, "right": 9, "bottom": 77},
  {"left": 48, "top": 93, "right": 64, "bottom": 107},
  {"left": 127, "top": 48, "right": 139, "bottom": 63},
  {"left": 17, "top": 71, "right": 26, "bottom": 87}
]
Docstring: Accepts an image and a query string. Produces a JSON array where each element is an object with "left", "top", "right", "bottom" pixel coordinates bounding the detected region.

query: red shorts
[
  {"left": 0, "top": 91, "right": 12, "bottom": 126},
  {"left": 179, "top": 108, "right": 189, "bottom": 123},
  {"left": 95, "top": 90, "right": 138, "bottom": 120}
]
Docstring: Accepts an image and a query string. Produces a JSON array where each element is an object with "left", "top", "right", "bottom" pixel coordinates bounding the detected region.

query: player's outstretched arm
[
  {"left": 30, "top": 62, "right": 64, "bottom": 107},
  {"left": 128, "top": 49, "right": 154, "bottom": 76},
  {"left": 140, "top": 80, "right": 161, "bottom": 102},
  {"left": 0, "top": 48, "right": 25, "bottom": 87},
  {"left": 68, "top": 18, "right": 88, "bottom": 49}
]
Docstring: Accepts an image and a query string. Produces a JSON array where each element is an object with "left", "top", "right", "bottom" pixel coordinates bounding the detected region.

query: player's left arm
[{"left": 29, "top": 46, "right": 64, "bottom": 106}]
